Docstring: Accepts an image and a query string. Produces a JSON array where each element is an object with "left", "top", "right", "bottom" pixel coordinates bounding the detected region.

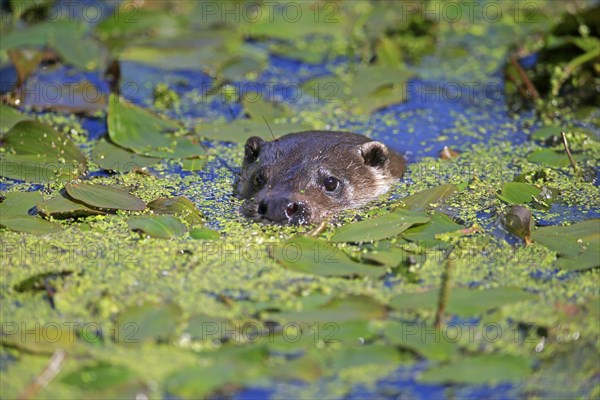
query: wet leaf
[
  {"left": 65, "top": 183, "right": 146, "bottom": 211},
  {"left": 181, "top": 158, "right": 207, "bottom": 171},
  {"left": 241, "top": 98, "right": 291, "bottom": 120},
  {"left": 384, "top": 322, "right": 457, "bottom": 361},
  {"left": 114, "top": 303, "right": 182, "bottom": 344},
  {"left": 196, "top": 119, "right": 312, "bottom": 142},
  {"left": 165, "top": 345, "right": 269, "bottom": 398},
  {"left": 0, "top": 120, "right": 86, "bottom": 182},
  {"left": 273, "top": 295, "right": 387, "bottom": 324},
  {"left": 271, "top": 352, "right": 324, "bottom": 382},
  {"left": 0, "top": 216, "right": 62, "bottom": 234},
  {"left": 532, "top": 219, "right": 599, "bottom": 270},
  {"left": 0, "top": 104, "right": 30, "bottom": 133},
  {"left": 1, "top": 322, "right": 80, "bottom": 354},
  {"left": 189, "top": 227, "right": 220, "bottom": 241},
  {"left": 402, "top": 212, "right": 464, "bottom": 247},
  {"left": 331, "top": 344, "right": 402, "bottom": 369},
  {"left": 61, "top": 362, "right": 136, "bottom": 391},
  {"left": 269, "top": 236, "right": 386, "bottom": 278},
  {"left": 127, "top": 215, "right": 187, "bottom": 239},
  {"left": 22, "top": 79, "right": 107, "bottom": 114},
  {"left": 375, "top": 37, "right": 403, "bottom": 67},
  {"left": 108, "top": 94, "right": 204, "bottom": 158},
  {"left": 399, "top": 184, "right": 458, "bottom": 211},
  {"left": 218, "top": 55, "right": 266, "bottom": 81},
  {"left": 419, "top": 354, "right": 532, "bottom": 384},
  {"left": 331, "top": 209, "right": 430, "bottom": 242},
  {"left": 148, "top": 196, "right": 204, "bottom": 226},
  {"left": 36, "top": 191, "right": 107, "bottom": 218},
  {"left": 389, "top": 287, "right": 538, "bottom": 317},
  {"left": 527, "top": 149, "right": 583, "bottom": 168},
  {"left": 0, "top": 191, "right": 43, "bottom": 216},
  {"left": 497, "top": 182, "right": 542, "bottom": 204},
  {"left": 531, "top": 125, "right": 563, "bottom": 141},
  {"left": 184, "top": 315, "right": 236, "bottom": 341},
  {"left": 361, "top": 248, "right": 409, "bottom": 267},
  {"left": 91, "top": 140, "right": 161, "bottom": 173}
]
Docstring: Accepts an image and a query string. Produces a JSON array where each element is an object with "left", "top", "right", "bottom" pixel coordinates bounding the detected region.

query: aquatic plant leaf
[
  {"left": 0, "top": 191, "right": 43, "bottom": 216},
  {"left": 273, "top": 295, "right": 387, "bottom": 324},
  {"left": 184, "top": 315, "right": 235, "bottom": 341},
  {"left": 331, "top": 209, "right": 430, "bottom": 242},
  {"left": 502, "top": 205, "right": 532, "bottom": 242},
  {"left": 127, "top": 215, "right": 187, "bottom": 239},
  {"left": 497, "top": 182, "right": 542, "bottom": 204},
  {"left": 331, "top": 344, "right": 402, "bottom": 369},
  {"left": 527, "top": 149, "right": 583, "bottom": 168},
  {"left": 384, "top": 322, "right": 457, "bottom": 361},
  {"left": 196, "top": 119, "right": 312, "bottom": 142},
  {"left": 181, "top": 158, "right": 207, "bottom": 171},
  {"left": 218, "top": 55, "right": 266, "bottom": 81},
  {"left": 1, "top": 321, "right": 81, "bottom": 354},
  {"left": 0, "top": 120, "right": 87, "bottom": 182},
  {"left": 389, "top": 287, "right": 537, "bottom": 317},
  {"left": 61, "top": 362, "right": 136, "bottom": 390},
  {"left": 270, "top": 236, "right": 386, "bottom": 278},
  {"left": 91, "top": 140, "right": 161, "bottom": 173},
  {"left": 115, "top": 303, "right": 182, "bottom": 344},
  {"left": 399, "top": 184, "right": 458, "bottom": 211},
  {"left": 361, "top": 248, "right": 409, "bottom": 267},
  {"left": 22, "top": 79, "right": 107, "bottom": 114},
  {"left": 165, "top": 345, "right": 269, "bottom": 398},
  {"left": 65, "top": 183, "right": 146, "bottom": 211},
  {"left": 0, "top": 105, "right": 30, "bottom": 133},
  {"left": 402, "top": 211, "right": 464, "bottom": 246},
  {"left": 0, "top": 216, "right": 62, "bottom": 234},
  {"left": 189, "top": 228, "right": 220, "bottom": 241},
  {"left": 532, "top": 219, "right": 599, "bottom": 270},
  {"left": 36, "top": 191, "right": 107, "bottom": 218},
  {"left": 108, "top": 94, "right": 204, "bottom": 158},
  {"left": 241, "top": 98, "right": 291, "bottom": 120},
  {"left": 148, "top": 196, "right": 204, "bottom": 226},
  {"left": 531, "top": 125, "right": 563, "bottom": 141},
  {"left": 419, "top": 354, "right": 532, "bottom": 384}
]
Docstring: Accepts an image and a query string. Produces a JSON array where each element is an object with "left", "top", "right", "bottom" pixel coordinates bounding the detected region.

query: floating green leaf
[
  {"left": 419, "top": 354, "right": 532, "bottom": 384},
  {"left": 273, "top": 295, "right": 387, "bottom": 324},
  {"left": 0, "top": 191, "right": 43, "bottom": 216},
  {"left": 127, "top": 215, "right": 187, "bottom": 239},
  {"left": 399, "top": 184, "right": 458, "bottom": 211},
  {"left": 330, "top": 344, "right": 402, "bottom": 369},
  {"left": 502, "top": 205, "right": 533, "bottom": 242},
  {"left": 108, "top": 94, "right": 204, "bottom": 158},
  {"left": 189, "top": 227, "right": 220, "bottom": 241},
  {"left": 196, "top": 119, "right": 313, "bottom": 143},
  {"left": 331, "top": 209, "right": 430, "bottom": 242},
  {"left": 0, "top": 120, "right": 87, "bottom": 182},
  {"left": 531, "top": 125, "right": 563, "bottom": 141},
  {"left": 389, "top": 287, "right": 538, "bottom": 317},
  {"left": 91, "top": 140, "right": 160, "bottom": 173},
  {"left": 532, "top": 219, "right": 599, "bottom": 270},
  {"left": 181, "top": 158, "right": 207, "bottom": 171},
  {"left": 384, "top": 322, "right": 457, "bottom": 361},
  {"left": 402, "top": 212, "right": 464, "bottom": 246},
  {"left": 497, "top": 182, "right": 542, "bottom": 204},
  {"left": 148, "top": 196, "right": 204, "bottom": 226},
  {"left": 0, "top": 216, "right": 62, "bottom": 234},
  {"left": 61, "top": 362, "right": 136, "bottom": 390},
  {"left": 0, "top": 105, "right": 30, "bottom": 133},
  {"left": 115, "top": 303, "right": 182, "bottom": 344},
  {"left": 36, "top": 191, "right": 107, "bottom": 219},
  {"left": 65, "top": 183, "right": 146, "bottom": 211},
  {"left": 270, "top": 236, "right": 386, "bottom": 278},
  {"left": 527, "top": 149, "right": 584, "bottom": 168}
]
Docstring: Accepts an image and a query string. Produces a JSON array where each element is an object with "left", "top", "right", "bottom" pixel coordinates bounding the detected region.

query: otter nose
[{"left": 257, "top": 197, "right": 302, "bottom": 222}]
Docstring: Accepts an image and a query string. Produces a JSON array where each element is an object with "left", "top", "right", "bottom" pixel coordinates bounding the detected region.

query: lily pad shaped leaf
[
  {"left": 399, "top": 184, "right": 458, "bottom": 211},
  {"left": 0, "top": 120, "right": 87, "bottom": 182},
  {"left": 36, "top": 191, "right": 107, "bottom": 219},
  {"left": 108, "top": 94, "right": 204, "bottom": 158},
  {"left": 127, "top": 215, "right": 187, "bottom": 239},
  {"left": 91, "top": 140, "right": 161, "bottom": 173},
  {"left": 273, "top": 295, "right": 387, "bottom": 324},
  {"left": 148, "top": 196, "right": 204, "bottom": 226},
  {"left": 0, "top": 105, "right": 30, "bottom": 133},
  {"left": 384, "top": 322, "right": 457, "bottom": 361},
  {"left": 114, "top": 302, "right": 182, "bottom": 344},
  {"left": 270, "top": 236, "right": 386, "bottom": 278},
  {"left": 389, "top": 287, "right": 538, "bottom": 317},
  {"left": 532, "top": 219, "right": 599, "bottom": 271},
  {"left": 498, "top": 182, "right": 542, "bottom": 205},
  {"left": 419, "top": 354, "right": 532, "bottom": 384},
  {"left": 0, "top": 191, "right": 43, "bottom": 216},
  {"left": 331, "top": 209, "right": 430, "bottom": 242},
  {"left": 61, "top": 362, "right": 136, "bottom": 390},
  {"left": 0, "top": 216, "right": 62, "bottom": 234},
  {"left": 65, "top": 183, "right": 146, "bottom": 211}
]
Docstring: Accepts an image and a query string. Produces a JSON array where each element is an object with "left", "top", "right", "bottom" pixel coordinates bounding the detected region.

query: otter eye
[
  {"left": 323, "top": 176, "right": 339, "bottom": 192},
  {"left": 253, "top": 172, "right": 266, "bottom": 190}
]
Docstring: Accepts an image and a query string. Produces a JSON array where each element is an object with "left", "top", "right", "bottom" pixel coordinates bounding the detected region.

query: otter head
[{"left": 236, "top": 131, "right": 404, "bottom": 225}]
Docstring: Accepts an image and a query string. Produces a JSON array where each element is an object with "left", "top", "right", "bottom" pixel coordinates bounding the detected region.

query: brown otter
[{"left": 236, "top": 131, "right": 405, "bottom": 224}]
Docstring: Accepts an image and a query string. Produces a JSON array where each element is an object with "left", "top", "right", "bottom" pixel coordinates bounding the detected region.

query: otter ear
[
  {"left": 360, "top": 141, "right": 389, "bottom": 168},
  {"left": 244, "top": 136, "right": 264, "bottom": 164}
]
